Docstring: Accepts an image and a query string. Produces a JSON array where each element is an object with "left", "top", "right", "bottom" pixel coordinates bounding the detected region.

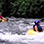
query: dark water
[{"left": 0, "top": 17, "right": 44, "bottom": 44}]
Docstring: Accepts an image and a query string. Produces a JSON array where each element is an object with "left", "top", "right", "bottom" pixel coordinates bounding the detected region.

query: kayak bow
[{"left": 27, "top": 29, "right": 38, "bottom": 35}]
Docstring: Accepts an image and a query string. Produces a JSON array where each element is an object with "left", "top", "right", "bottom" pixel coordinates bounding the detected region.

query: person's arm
[
  {"left": 35, "top": 26, "right": 39, "bottom": 32},
  {"left": 2, "top": 17, "right": 6, "bottom": 20}
]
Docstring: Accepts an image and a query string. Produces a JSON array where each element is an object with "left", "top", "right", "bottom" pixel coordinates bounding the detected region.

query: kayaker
[
  {"left": 0, "top": 12, "right": 6, "bottom": 22},
  {"left": 33, "top": 20, "right": 43, "bottom": 32}
]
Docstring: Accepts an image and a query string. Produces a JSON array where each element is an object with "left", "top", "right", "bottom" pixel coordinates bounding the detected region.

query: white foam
[{"left": 0, "top": 31, "right": 44, "bottom": 43}]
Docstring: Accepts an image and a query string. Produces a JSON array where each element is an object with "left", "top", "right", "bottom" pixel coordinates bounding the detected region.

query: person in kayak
[
  {"left": 33, "top": 20, "right": 43, "bottom": 32},
  {"left": 0, "top": 12, "right": 6, "bottom": 22}
]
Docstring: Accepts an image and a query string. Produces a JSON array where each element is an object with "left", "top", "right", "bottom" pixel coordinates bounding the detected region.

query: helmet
[{"left": 34, "top": 20, "right": 40, "bottom": 25}]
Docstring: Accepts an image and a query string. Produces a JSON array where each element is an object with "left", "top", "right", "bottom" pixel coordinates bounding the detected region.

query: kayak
[
  {"left": 27, "top": 29, "right": 38, "bottom": 35},
  {"left": 2, "top": 19, "right": 7, "bottom": 22},
  {"left": 0, "top": 19, "right": 7, "bottom": 22}
]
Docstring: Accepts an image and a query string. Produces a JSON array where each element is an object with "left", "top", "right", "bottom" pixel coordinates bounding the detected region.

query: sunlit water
[{"left": 0, "top": 17, "right": 44, "bottom": 44}]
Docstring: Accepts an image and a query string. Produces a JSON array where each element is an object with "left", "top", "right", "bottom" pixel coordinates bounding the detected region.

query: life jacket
[
  {"left": 0, "top": 16, "right": 3, "bottom": 19},
  {"left": 33, "top": 25, "right": 43, "bottom": 32}
]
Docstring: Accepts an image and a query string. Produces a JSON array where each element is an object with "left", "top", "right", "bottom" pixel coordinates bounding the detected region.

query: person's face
[{"left": 38, "top": 22, "right": 40, "bottom": 26}]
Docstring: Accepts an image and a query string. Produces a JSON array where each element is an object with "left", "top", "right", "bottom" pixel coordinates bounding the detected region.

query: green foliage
[{"left": 0, "top": 0, "right": 44, "bottom": 18}]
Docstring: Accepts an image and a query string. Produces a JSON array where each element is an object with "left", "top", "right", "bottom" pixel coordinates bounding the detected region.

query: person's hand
[{"left": 4, "top": 18, "right": 6, "bottom": 20}]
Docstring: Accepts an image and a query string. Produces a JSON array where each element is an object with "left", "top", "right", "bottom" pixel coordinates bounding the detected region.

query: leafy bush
[{"left": 0, "top": 0, "right": 44, "bottom": 18}]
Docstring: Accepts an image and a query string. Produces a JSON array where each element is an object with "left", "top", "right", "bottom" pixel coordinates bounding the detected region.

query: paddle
[{"left": 41, "top": 17, "right": 44, "bottom": 22}]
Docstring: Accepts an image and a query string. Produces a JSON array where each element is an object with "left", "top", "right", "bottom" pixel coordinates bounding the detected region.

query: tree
[{"left": 0, "top": 0, "right": 44, "bottom": 18}]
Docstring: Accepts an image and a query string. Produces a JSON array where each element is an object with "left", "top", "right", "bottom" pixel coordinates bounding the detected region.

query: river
[{"left": 0, "top": 17, "right": 44, "bottom": 44}]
